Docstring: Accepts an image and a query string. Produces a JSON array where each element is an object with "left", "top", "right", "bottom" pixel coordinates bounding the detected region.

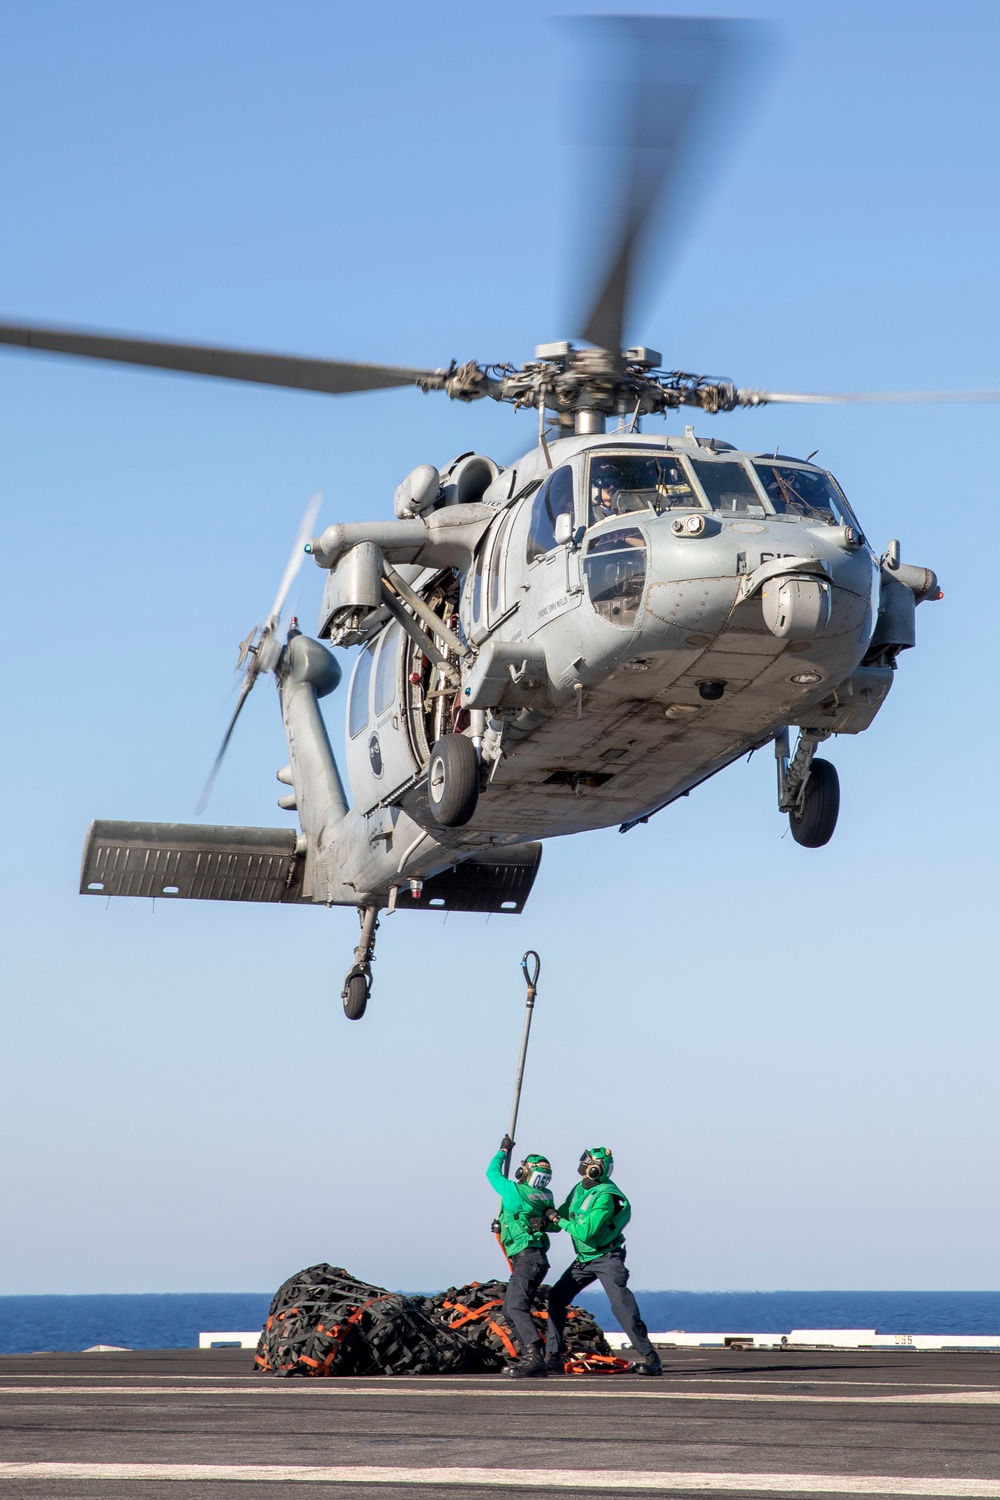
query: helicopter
[{"left": 1, "top": 16, "right": 968, "bottom": 1020}]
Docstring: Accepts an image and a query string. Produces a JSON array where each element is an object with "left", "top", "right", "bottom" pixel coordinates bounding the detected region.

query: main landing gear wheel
[
  {"left": 427, "top": 734, "right": 480, "bottom": 827},
  {"left": 342, "top": 970, "right": 369, "bottom": 1021},
  {"left": 342, "top": 905, "right": 378, "bottom": 1020},
  {"left": 789, "top": 758, "right": 840, "bottom": 848}
]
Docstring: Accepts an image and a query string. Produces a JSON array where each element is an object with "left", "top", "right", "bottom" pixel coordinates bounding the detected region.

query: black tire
[
  {"left": 789, "top": 758, "right": 840, "bottom": 848},
  {"left": 427, "top": 734, "right": 480, "bottom": 827},
  {"left": 343, "top": 971, "right": 369, "bottom": 1020}
]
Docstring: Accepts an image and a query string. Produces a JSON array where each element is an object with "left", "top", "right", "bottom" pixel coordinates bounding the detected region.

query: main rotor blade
[
  {"left": 742, "top": 388, "right": 1000, "bottom": 406},
  {"left": 569, "top": 16, "right": 766, "bottom": 354},
  {"left": 195, "top": 670, "right": 258, "bottom": 815},
  {"left": 268, "top": 490, "right": 323, "bottom": 625},
  {"left": 0, "top": 320, "right": 440, "bottom": 396}
]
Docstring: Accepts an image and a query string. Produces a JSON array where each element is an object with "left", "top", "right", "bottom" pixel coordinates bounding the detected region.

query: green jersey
[
  {"left": 555, "top": 1177, "right": 631, "bottom": 1262},
  {"left": 486, "top": 1149, "right": 555, "bottom": 1258}
]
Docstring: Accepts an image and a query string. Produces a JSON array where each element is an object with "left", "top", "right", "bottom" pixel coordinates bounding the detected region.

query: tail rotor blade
[
  {"left": 196, "top": 489, "right": 322, "bottom": 814},
  {"left": 194, "top": 671, "right": 258, "bottom": 815},
  {"left": 267, "top": 489, "right": 323, "bottom": 626}
]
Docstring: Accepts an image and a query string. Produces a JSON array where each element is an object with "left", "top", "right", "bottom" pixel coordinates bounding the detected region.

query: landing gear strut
[
  {"left": 775, "top": 728, "right": 840, "bottom": 848},
  {"left": 342, "top": 904, "right": 379, "bottom": 1020}
]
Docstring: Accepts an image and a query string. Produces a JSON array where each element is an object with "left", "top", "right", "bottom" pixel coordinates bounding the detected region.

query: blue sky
[{"left": 1, "top": 0, "right": 999, "bottom": 1296}]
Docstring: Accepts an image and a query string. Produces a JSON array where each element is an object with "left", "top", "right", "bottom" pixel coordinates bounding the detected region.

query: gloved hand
[
  {"left": 545, "top": 1207, "right": 561, "bottom": 1227},
  {"left": 500, "top": 1134, "right": 514, "bottom": 1153}
]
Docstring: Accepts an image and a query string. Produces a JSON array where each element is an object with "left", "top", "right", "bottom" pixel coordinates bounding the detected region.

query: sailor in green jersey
[
  {"left": 543, "top": 1146, "right": 662, "bottom": 1376},
  {"left": 486, "top": 1134, "right": 557, "bottom": 1379}
]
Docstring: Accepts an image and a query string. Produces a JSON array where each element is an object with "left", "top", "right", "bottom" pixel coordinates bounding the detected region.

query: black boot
[
  {"left": 505, "top": 1345, "right": 548, "bottom": 1379},
  {"left": 633, "top": 1350, "right": 662, "bottom": 1376},
  {"left": 545, "top": 1351, "right": 565, "bottom": 1374}
]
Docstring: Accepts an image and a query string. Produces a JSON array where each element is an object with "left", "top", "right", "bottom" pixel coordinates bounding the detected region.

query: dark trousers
[
  {"left": 503, "top": 1246, "right": 549, "bottom": 1355},
  {"left": 545, "top": 1249, "right": 653, "bottom": 1360}
]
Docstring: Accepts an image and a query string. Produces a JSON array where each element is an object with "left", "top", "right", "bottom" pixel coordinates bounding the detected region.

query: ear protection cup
[
  {"left": 516, "top": 1154, "right": 552, "bottom": 1188},
  {"left": 584, "top": 1164, "right": 602, "bottom": 1181}
]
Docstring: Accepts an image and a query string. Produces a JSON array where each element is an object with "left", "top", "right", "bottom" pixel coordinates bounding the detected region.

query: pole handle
[{"left": 521, "top": 949, "right": 541, "bottom": 998}]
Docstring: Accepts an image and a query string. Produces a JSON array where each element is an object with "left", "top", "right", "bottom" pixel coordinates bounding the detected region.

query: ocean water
[
  {"left": 0, "top": 1294, "right": 272, "bottom": 1356},
  {"left": 3, "top": 1290, "right": 1000, "bottom": 1355},
  {"left": 575, "top": 1289, "right": 1000, "bottom": 1339}
]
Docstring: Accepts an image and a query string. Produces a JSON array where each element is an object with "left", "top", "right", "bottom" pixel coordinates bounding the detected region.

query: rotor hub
[{"left": 421, "top": 344, "right": 741, "bottom": 422}]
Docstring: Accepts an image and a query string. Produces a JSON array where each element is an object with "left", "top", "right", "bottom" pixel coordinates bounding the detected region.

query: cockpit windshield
[
  {"left": 589, "top": 454, "right": 697, "bottom": 525},
  {"left": 689, "top": 459, "right": 764, "bottom": 516},
  {"left": 752, "top": 464, "right": 856, "bottom": 527}
]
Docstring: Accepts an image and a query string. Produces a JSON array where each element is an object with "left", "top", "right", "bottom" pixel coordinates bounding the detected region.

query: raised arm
[{"left": 486, "top": 1144, "right": 523, "bottom": 1213}]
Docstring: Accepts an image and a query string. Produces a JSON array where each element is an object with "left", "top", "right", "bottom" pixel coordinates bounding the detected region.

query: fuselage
[{"left": 321, "top": 430, "right": 887, "bottom": 903}]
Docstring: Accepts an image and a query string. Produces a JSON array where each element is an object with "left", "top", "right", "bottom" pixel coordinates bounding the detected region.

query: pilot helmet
[{"left": 592, "top": 459, "right": 619, "bottom": 490}]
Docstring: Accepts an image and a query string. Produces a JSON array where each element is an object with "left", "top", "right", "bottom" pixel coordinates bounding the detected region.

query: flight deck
[{"left": 3, "top": 1346, "right": 1000, "bottom": 1497}]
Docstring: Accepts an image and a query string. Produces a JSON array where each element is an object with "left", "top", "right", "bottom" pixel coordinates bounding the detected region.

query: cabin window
[
  {"left": 584, "top": 527, "right": 646, "bottom": 627},
  {"left": 348, "top": 642, "right": 375, "bottom": 737},
  {"left": 488, "top": 507, "right": 516, "bottom": 617},
  {"left": 374, "top": 623, "right": 400, "bottom": 716},
  {"left": 752, "top": 464, "right": 857, "bottom": 528},
  {"left": 690, "top": 459, "right": 763, "bottom": 515},
  {"left": 589, "top": 454, "right": 697, "bottom": 524},
  {"left": 526, "top": 466, "right": 575, "bottom": 564}
]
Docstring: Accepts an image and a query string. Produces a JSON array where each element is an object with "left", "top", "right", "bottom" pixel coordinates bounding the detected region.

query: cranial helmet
[
  {"left": 515, "top": 1153, "right": 552, "bottom": 1190},
  {"left": 578, "top": 1147, "right": 613, "bottom": 1183}
]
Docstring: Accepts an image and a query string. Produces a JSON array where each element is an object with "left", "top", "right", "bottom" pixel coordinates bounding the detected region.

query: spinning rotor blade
[
  {"left": 570, "top": 16, "right": 766, "bottom": 354},
  {"left": 268, "top": 490, "right": 323, "bottom": 625},
  {"left": 0, "top": 320, "right": 439, "bottom": 396},
  {"left": 743, "top": 387, "right": 1000, "bottom": 406},
  {"left": 195, "top": 672, "right": 256, "bottom": 816},
  {"left": 195, "top": 490, "right": 323, "bottom": 815}
]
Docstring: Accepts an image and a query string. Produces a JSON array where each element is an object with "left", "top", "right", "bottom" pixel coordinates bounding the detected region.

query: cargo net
[
  {"left": 431, "top": 1278, "right": 629, "bottom": 1375},
  {"left": 254, "top": 1265, "right": 628, "bottom": 1377}
]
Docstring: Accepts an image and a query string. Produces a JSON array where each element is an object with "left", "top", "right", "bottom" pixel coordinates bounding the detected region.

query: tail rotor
[{"left": 195, "top": 490, "right": 322, "bottom": 814}]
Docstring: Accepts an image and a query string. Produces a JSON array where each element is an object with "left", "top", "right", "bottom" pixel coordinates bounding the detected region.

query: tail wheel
[
  {"left": 343, "top": 971, "right": 369, "bottom": 1021},
  {"left": 427, "top": 734, "right": 480, "bottom": 827},
  {"left": 789, "top": 758, "right": 840, "bottom": 848}
]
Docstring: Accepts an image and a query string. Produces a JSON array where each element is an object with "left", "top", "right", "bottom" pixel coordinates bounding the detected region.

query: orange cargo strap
[
  {"left": 441, "top": 1296, "right": 518, "bottom": 1359},
  {"left": 564, "top": 1352, "right": 634, "bottom": 1375},
  {"left": 443, "top": 1298, "right": 504, "bottom": 1330},
  {"left": 487, "top": 1319, "right": 519, "bottom": 1359}
]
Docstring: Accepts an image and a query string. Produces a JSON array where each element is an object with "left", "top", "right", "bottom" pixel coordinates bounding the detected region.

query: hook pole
[{"left": 501, "top": 951, "right": 541, "bottom": 1178}]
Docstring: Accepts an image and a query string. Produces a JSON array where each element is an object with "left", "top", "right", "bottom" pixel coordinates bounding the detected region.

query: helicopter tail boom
[{"left": 79, "top": 819, "right": 542, "bottom": 915}]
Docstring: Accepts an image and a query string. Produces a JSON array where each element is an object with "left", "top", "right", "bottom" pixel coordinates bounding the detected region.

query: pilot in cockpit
[{"left": 591, "top": 458, "right": 626, "bottom": 521}]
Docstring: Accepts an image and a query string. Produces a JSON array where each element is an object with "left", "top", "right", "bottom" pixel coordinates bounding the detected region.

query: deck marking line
[
  {"left": 0, "top": 1375, "right": 983, "bottom": 1391},
  {"left": 2, "top": 1385, "right": 999, "bottom": 1405},
  {"left": 3, "top": 1464, "right": 1000, "bottom": 1492}
]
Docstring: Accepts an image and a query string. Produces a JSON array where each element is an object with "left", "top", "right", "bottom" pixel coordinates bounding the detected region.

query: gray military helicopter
[{"left": 2, "top": 16, "right": 970, "bottom": 1018}]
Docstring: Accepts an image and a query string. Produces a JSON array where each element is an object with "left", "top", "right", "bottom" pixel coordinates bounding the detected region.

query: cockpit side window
[
  {"left": 348, "top": 642, "right": 375, "bottom": 737},
  {"left": 526, "top": 466, "right": 574, "bottom": 565},
  {"left": 589, "top": 454, "right": 697, "bottom": 525},
  {"left": 689, "top": 459, "right": 764, "bottom": 515},
  {"left": 752, "top": 464, "right": 858, "bottom": 529}
]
